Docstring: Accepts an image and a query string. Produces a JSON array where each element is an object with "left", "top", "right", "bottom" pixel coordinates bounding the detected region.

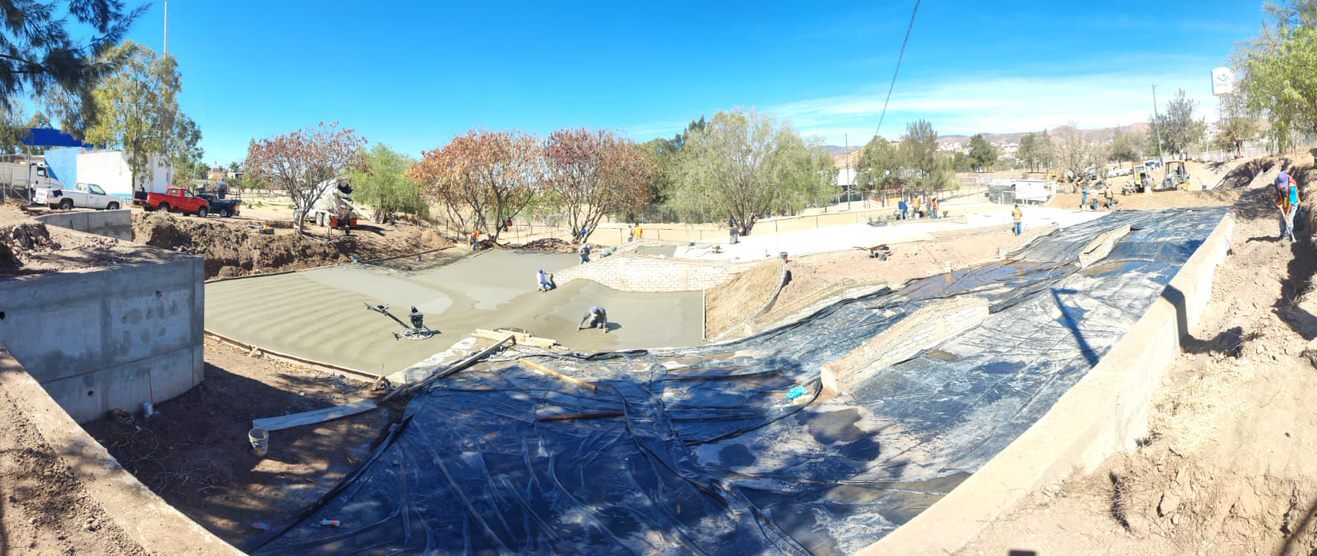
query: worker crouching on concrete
[
  {"left": 537, "top": 269, "right": 556, "bottom": 292},
  {"left": 578, "top": 306, "right": 609, "bottom": 333}
]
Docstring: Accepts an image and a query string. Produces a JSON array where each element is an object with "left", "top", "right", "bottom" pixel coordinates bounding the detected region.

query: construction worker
[
  {"left": 1080, "top": 184, "right": 1090, "bottom": 211},
  {"left": 1012, "top": 203, "right": 1023, "bottom": 236},
  {"left": 898, "top": 198, "right": 908, "bottom": 220},
  {"left": 1277, "top": 172, "right": 1295, "bottom": 241},
  {"left": 409, "top": 306, "right": 424, "bottom": 331},
  {"left": 1278, "top": 172, "right": 1301, "bottom": 242},
  {"left": 634, "top": 223, "right": 644, "bottom": 240},
  {"left": 537, "top": 269, "right": 555, "bottom": 292},
  {"left": 578, "top": 306, "right": 609, "bottom": 333},
  {"left": 1104, "top": 188, "right": 1115, "bottom": 209},
  {"left": 578, "top": 242, "right": 591, "bottom": 264},
  {"left": 469, "top": 229, "right": 480, "bottom": 250}
]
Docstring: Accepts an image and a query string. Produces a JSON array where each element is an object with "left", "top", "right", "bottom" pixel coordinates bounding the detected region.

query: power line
[{"left": 874, "top": 0, "right": 922, "bottom": 139}]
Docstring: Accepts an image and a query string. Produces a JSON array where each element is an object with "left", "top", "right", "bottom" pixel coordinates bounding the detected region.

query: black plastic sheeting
[{"left": 253, "top": 208, "right": 1228, "bottom": 555}]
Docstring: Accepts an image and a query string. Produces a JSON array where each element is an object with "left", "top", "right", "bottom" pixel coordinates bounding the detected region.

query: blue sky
[{"left": 117, "top": 0, "right": 1262, "bottom": 164}]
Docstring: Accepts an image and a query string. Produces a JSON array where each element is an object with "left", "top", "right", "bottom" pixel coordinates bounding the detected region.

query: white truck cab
[{"left": 34, "top": 183, "right": 123, "bottom": 210}]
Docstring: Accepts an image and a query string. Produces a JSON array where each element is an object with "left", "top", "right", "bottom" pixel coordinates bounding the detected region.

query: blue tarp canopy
[{"left": 21, "top": 128, "right": 91, "bottom": 149}]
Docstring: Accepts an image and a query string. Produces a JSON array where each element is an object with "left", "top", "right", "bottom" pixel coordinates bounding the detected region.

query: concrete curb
[
  {"left": 0, "top": 345, "right": 238, "bottom": 555},
  {"left": 862, "top": 212, "right": 1235, "bottom": 555}
]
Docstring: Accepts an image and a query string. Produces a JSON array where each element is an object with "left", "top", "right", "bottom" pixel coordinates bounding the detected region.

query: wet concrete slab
[{"left": 205, "top": 250, "right": 706, "bottom": 374}]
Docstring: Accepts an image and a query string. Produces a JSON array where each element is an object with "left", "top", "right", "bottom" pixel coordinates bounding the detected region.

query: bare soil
[
  {"left": 0, "top": 203, "right": 174, "bottom": 277},
  {"left": 82, "top": 338, "right": 396, "bottom": 548},
  {"left": 0, "top": 377, "right": 146, "bottom": 555},
  {"left": 132, "top": 211, "right": 451, "bottom": 279},
  {"left": 705, "top": 260, "right": 784, "bottom": 337},
  {"left": 763, "top": 224, "right": 1054, "bottom": 326},
  {"left": 962, "top": 154, "right": 1317, "bottom": 555}
]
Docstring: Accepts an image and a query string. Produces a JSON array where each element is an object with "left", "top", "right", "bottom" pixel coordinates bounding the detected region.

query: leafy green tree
[
  {"left": 967, "top": 133, "right": 998, "bottom": 172},
  {"left": 1150, "top": 89, "right": 1206, "bottom": 159},
  {"left": 670, "top": 109, "right": 831, "bottom": 234},
  {"left": 1107, "top": 128, "right": 1143, "bottom": 167},
  {"left": 0, "top": 0, "right": 146, "bottom": 131},
  {"left": 49, "top": 41, "right": 203, "bottom": 188},
  {"left": 349, "top": 144, "right": 427, "bottom": 222},
  {"left": 854, "top": 135, "right": 901, "bottom": 193},
  {"left": 898, "top": 119, "right": 955, "bottom": 190},
  {"left": 0, "top": 103, "right": 28, "bottom": 153}
]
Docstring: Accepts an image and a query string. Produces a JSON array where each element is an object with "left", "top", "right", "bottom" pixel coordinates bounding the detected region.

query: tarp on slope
[{"left": 254, "top": 208, "right": 1228, "bottom": 555}]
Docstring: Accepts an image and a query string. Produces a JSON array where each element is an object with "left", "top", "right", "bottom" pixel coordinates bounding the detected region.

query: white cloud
[
  {"left": 628, "top": 69, "right": 1224, "bottom": 144},
  {"left": 773, "top": 71, "right": 1221, "bottom": 143}
]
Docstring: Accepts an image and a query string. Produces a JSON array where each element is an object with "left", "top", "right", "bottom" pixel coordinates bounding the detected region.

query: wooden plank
[
  {"left": 519, "top": 358, "right": 597, "bottom": 392},
  {"left": 382, "top": 335, "right": 515, "bottom": 401},
  {"left": 252, "top": 400, "right": 378, "bottom": 432}
]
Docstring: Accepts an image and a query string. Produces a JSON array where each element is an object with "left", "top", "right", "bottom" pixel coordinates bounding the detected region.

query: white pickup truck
[{"left": 33, "top": 183, "right": 124, "bottom": 210}]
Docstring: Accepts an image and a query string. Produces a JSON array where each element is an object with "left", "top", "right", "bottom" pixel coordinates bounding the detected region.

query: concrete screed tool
[{"left": 364, "top": 302, "right": 440, "bottom": 340}]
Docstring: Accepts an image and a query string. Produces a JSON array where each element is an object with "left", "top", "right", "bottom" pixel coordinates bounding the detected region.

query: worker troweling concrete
[{"left": 578, "top": 306, "right": 609, "bottom": 333}]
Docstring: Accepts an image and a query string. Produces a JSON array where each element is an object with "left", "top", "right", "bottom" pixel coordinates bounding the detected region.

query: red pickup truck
[{"left": 142, "top": 187, "right": 210, "bottom": 217}]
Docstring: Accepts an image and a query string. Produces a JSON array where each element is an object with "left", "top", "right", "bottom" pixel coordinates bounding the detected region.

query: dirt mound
[
  {"left": 513, "top": 237, "right": 575, "bottom": 253},
  {"left": 0, "top": 222, "right": 55, "bottom": 271},
  {"left": 1221, "top": 158, "right": 1282, "bottom": 189},
  {"left": 132, "top": 213, "right": 450, "bottom": 279},
  {"left": 705, "top": 260, "right": 785, "bottom": 338}
]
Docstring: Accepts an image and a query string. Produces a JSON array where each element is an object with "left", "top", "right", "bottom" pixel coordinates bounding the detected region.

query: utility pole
[
  {"left": 163, "top": 0, "right": 169, "bottom": 56},
  {"left": 845, "top": 134, "right": 852, "bottom": 211},
  {"left": 1151, "top": 84, "right": 1165, "bottom": 191}
]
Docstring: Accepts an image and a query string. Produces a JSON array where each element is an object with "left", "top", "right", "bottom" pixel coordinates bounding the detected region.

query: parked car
[
  {"left": 197, "top": 192, "right": 241, "bottom": 217},
  {"left": 143, "top": 186, "right": 210, "bottom": 217},
  {"left": 33, "top": 182, "right": 123, "bottom": 210}
]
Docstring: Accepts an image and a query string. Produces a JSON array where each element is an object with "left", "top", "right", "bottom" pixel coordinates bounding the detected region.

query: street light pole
[
  {"left": 163, "top": 0, "right": 168, "bottom": 56},
  {"left": 845, "top": 133, "right": 852, "bottom": 211},
  {"left": 1152, "top": 84, "right": 1165, "bottom": 172}
]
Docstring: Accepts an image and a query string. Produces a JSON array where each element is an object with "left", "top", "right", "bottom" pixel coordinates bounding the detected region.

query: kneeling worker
[
  {"left": 537, "top": 269, "right": 556, "bottom": 292},
  {"left": 578, "top": 306, "right": 609, "bottom": 333}
]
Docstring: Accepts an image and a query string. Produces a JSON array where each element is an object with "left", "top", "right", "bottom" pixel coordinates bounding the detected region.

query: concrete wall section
[
  {"left": 0, "top": 345, "right": 237, "bottom": 554},
  {"left": 554, "top": 254, "right": 738, "bottom": 292},
  {"left": 34, "top": 208, "right": 134, "bottom": 240},
  {"left": 864, "top": 213, "right": 1235, "bottom": 555},
  {"left": 0, "top": 250, "right": 204, "bottom": 423}
]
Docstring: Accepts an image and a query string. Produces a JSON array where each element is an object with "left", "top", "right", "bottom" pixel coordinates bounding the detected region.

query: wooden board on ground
[
  {"left": 252, "top": 400, "right": 378, "bottom": 432},
  {"left": 473, "top": 328, "right": 558, "bottom": 349},
  {"left": 518, "top": 358, "right": 597, "bottom": 392}
]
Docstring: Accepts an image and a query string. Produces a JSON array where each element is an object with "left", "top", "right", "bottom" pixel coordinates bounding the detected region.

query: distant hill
[{"left": 823, "top": 123, "right": 1151, "bottom": 152}]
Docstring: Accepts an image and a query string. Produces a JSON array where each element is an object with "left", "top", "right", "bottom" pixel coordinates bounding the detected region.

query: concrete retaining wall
[
  {"left": 863, "top": 213, "right": 1235, "bottom": 555},
  {"left": 0, "top": 243, "right": 204, "bottom": 423},
  {"left": 0, "top": 345, "right": 236, "bottom": 554},
  {"left": 554, "top": 254, "right": 736, "bottom": 292},
  {"left": 34, "top": 209, "right": 134, "bottom": 241}
]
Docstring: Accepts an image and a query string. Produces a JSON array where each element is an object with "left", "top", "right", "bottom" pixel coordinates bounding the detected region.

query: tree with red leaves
[
  {"left": 409, "top": 130, "right": 542, "bottom": 243},
  {"left": 544, "top": 128, "right": 655, "bottom": 243}
]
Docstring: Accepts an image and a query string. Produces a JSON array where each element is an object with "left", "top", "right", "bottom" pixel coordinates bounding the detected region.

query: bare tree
[
  {"left": 244, "top": 122, "right": 366, "bottom": 233},
  {"left": 544, "top": 128, "right": 655, "bottom": 242},
  {"left": 1054, "top": 125, "right": 1101, "bottom": 185}
]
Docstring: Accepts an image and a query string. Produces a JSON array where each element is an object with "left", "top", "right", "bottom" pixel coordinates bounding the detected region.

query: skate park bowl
[
  {"left": 203, "top": 250, "right": 707, "bottom": 376},
  {"left": 239, "top": 208, "right": 1234, "bottom": 554}
]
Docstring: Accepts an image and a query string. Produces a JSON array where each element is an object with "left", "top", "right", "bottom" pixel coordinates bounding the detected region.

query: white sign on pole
[{"left": 1211, "top": 67, "right": 1235, "bottom": 95}]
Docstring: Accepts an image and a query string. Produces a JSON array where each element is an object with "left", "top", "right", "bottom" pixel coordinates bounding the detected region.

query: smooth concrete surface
[
  {"left": 0, "top": 344, "right": 237, "bottom": 554},
  {"left": 864, "top": 213, "right": 1235, "bottom": 555},
  {"left": 554, "top": 252, "right": 737, "bottom": 292},
  {"left": 34, "top": 208, "right": 134, "bottom": 240},
  {"left": 205, "top": 250, "right": 706, "bottom": 376},
  {"left": 0, "top": 242, "right": 204, "bottom": 423}
]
